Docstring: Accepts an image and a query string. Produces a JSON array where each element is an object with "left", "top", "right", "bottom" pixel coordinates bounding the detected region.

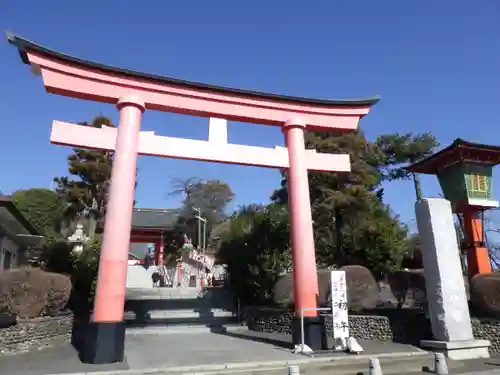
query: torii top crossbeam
[{"left": 7, "top": 33, "right": 379, "bottom": 132}]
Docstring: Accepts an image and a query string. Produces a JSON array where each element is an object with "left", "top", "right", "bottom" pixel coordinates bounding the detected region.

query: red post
[
  {"left": 156, "top": 235, "right": 164, "bottom": 266},
  {"left": 177, "top": 261, "right": 182, "bottom": 286},
  {"left": 283, "top": 119, "right": 319, "bottom": 316},
  {"left": 462, "top": 208, "right": 492, "bottom": 281},
  {"left": 84, "top": 95, "right": 144, "bottom": 364}
]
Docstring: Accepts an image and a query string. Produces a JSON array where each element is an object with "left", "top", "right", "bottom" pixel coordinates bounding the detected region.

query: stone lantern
[{"left": 67, "top": 223, "right": 89, "bottom": 254}]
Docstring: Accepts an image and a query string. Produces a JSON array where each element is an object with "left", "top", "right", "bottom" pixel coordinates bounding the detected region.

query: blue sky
[{"left": 1, "top": 1, "right": 499, "bottom": 228}]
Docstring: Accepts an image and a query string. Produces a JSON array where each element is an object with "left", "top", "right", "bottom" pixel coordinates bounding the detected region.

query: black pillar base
[
  {"left": 291, "top": 315, "right": 327, "bottom": 351},
  {"left": 81, "top": 321, "right": 126, "bottom": 364}
]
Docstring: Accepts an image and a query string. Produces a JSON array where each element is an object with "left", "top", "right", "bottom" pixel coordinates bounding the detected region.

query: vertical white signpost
[{"left": 330, "top": 270, "right": 349, "bottom": 350}]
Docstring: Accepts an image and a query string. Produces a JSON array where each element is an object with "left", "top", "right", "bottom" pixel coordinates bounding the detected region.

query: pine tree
[
  {"left": 376, "top": 132, "right": 439, "bottom": 200},
  {"left": 54, "top": 116, "right": 115, "bottom": 238},
  {"left": 270, "top": 129, "right": 437, "bottom": 276}
]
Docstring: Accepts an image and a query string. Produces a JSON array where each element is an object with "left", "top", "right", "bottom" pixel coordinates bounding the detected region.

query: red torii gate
[{"left": 7, "top": 33, "right": 379, "bottom": 364}]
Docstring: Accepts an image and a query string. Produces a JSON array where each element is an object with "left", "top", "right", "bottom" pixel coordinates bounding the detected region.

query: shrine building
[{"left": 128, "top": 207, "right": 179, "bottom": 265}]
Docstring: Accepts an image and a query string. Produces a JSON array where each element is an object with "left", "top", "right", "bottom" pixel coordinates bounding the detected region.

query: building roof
[
  {"left": 131, "top": 208, "right": 179, "bottom": 230},
  {"left": 407, "top": 138, "right": 500, "bottom": 175},
  {"left": 7, "top": 33, "right": 380, "bottom": 108},
  {"left": 0, "top": 195, "right": 39, "bottom": 235},
  {"left": 0, "top": 195, "right": 43, "bottom": 246}
]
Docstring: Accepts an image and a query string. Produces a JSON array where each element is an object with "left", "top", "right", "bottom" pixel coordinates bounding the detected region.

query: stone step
[
  {"left": 125, "top": 297, "right": 234, "bottom": 311},
  {"left": 125, "top": 287, "right": 235, "bottom": 312},
  {"left": 124, "top": 305, "right": 239, "bottom": 327},
  {"left": 125, "top": 316, "right": 238, "bottom": 327},
  {"left": 126, "top": 287, "right": 202, "bottom": 300},
  {"left": 124, "top": 308, "right": 234, "bottom": 320},
  {"left": 126, "top": 323, "right": 248, "bottom": 335},
  {"left": 126, "top": 265, "right": 154, "bottom": 288}
]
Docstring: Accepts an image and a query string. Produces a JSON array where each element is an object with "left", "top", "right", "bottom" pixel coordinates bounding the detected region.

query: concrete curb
[{"left": 45, "top": 350, "right": 430, "bottom": 375}]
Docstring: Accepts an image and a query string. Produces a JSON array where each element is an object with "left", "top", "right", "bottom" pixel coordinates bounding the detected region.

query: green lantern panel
[
  {"left": 437, "top": 164, "right": 467, "bottom": 202},
  {"left": 463, "top": 163, "right": 492, "bottom": 200},
  {"left": 437, "top": 163, "right": 493, "bottom": 202}
]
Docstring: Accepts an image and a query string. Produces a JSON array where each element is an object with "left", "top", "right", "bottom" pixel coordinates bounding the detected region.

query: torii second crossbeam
[{"left": 50, "top": 119, "right": 351, "bottom": 172}]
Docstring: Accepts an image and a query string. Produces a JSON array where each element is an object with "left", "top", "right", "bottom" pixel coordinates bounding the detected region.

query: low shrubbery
[
  {"left": 0, "top": 236, "right": 102, "bottom": 320},
  {"left": 387, "top": 269, "right": 426, "bottom": 309},
  {"left": 218, "top": 204, "right": 291, "bottom": 306},
  {"left": 0, "top": 268, "right": 72, "bottom": 318},
  {"left": 69, "top": 236, "right": 100, "bottom": 313}
]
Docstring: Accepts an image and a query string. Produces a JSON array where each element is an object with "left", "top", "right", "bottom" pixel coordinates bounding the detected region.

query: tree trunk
[
  {"left": 334, "top": 207, "right": 344, "bottom": 262},
  {"left": 87, "top": 198, "right": 99, "bottom": 239},
  {"left": 412, "top": 173, "right": 423, "bottom": 201}
]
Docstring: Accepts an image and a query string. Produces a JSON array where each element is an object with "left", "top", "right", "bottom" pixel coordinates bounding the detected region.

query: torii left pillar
[{"left": 83, "top": 95, "right": 145, "bottom": 364}]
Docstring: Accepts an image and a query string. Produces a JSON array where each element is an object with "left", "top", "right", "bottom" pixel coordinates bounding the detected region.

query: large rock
[
  {"left": 272, "top": 265, "right": 379, "bottom": 312},
  {"left": 339, "top": 265, "right": 379, "bottom": 312},
  {"left": 470, "top": 272, "right": 500, "bottom": 316}
]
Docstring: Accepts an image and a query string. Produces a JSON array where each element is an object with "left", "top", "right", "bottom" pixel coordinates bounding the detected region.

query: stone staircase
[
  {"left": 124, "top": 286, "right": 245, "bottom": 334},
  {"left": 126, "top": 264, "right": 155, "bottom": 288}
]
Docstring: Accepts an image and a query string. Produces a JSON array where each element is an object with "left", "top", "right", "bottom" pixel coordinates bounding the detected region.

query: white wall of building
[{"left": 0, "top": 235, "right": 19, "bottom": 271}]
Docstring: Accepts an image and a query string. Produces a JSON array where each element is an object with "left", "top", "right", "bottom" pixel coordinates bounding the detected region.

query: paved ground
[
  {"left": 0, "top": 330, "right": 498, "bottom": 375},
  {"left": 0, "top": 330, "right": 425, "bottom": 375},
  {"left": 0, "top": 344, "right": 129, "bottom": 375}
]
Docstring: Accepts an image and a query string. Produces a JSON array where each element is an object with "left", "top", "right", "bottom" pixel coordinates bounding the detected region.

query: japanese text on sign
[{"left": 330, "top": 270, "right": 349, "bottom": 344}]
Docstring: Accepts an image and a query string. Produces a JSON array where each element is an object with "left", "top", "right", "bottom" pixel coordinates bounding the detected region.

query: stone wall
[
  {"left": 472, "top": 318, "right": 500, "bottom": 353},
  {"left": 245, "top": 307, "right": 394, "bottom": 341},
  {"left": 244, "top": 307, "right": 500, "bottom": 353},
  {"left": 0, "top": 312, "right": 73, "bottom": 355}
]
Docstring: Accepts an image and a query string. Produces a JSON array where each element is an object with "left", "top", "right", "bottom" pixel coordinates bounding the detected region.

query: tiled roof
[
  {"left": 131, "top": 208, "right": 179, "bottom": 229},
  {"left": 130, "top": 243, "right": 149, "bottom": 257},
  {"left": 0, "top": 195, "right": 40, "bottom": 235}
]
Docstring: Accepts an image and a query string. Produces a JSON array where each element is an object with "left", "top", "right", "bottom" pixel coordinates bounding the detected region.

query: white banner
[
  {"left": 189, "top": 250, "right": 215, "bottom": 268},
  {"left": 330, "top": 270, "right": 349, "bottom": 348}
]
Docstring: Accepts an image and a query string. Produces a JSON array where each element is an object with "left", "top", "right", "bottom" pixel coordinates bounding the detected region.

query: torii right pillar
[{"left": 283, "top": 119, "right": 324, "bottom": 349}]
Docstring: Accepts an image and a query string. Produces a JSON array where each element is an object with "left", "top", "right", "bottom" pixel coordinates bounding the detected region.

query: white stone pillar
[{"left": 416, "top": 198, "right": 490, "bottom": 359}]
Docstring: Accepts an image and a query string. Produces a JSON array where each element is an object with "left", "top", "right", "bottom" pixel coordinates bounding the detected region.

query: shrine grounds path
[{"left": 1, "top": 330, "right": 500, "bottom": 375}]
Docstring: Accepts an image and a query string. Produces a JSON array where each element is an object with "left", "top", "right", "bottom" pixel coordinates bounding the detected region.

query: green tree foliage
[
  {"left": 218, "top": 204, "right": 291, "bottom": 305},
  {"left": 70, "top": 236, "right": 101, "bottom": 312},
  {"left": 340, "top": 202, "right": 409, "bottom": 278},
  {"left": 11, "top": 188, "right": 64, "bottom": 239},
  {"left": 269, "top": 130, "right": 437, "bottom": 278},
  {"left": 376, "top": 132, "right": 439, "bottom": 200},
  {"left": 170, "top": 177, "right": 235, "bottom": 249},
  {"left": 53, "top": 116, "right": 115, "bottom": 238},
  {"left": 401, "top": 233, "right": 423, "bottom": 269},
  {"left": 39, "top": 234, "right": 101, "bottom": 314}
]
